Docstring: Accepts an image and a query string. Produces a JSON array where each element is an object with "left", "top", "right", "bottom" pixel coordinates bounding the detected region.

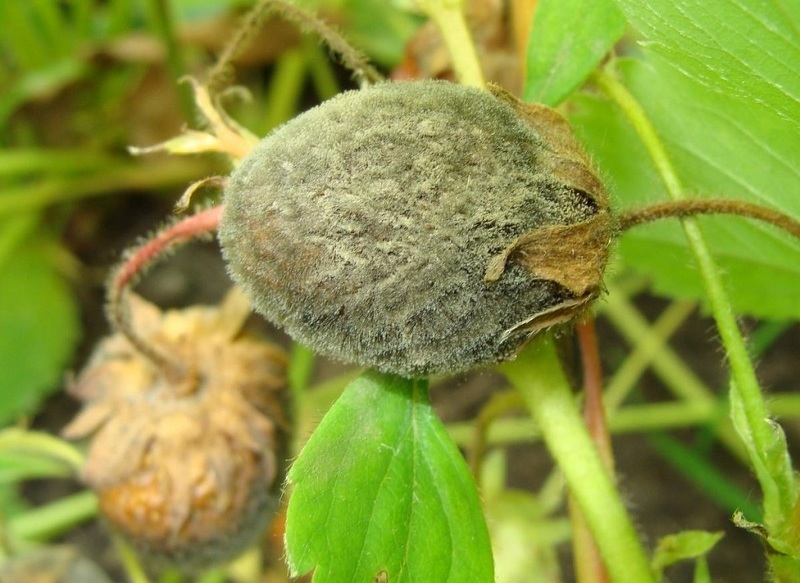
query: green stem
[
  {"left": 108, "top": 0, "right": 133, "bottom": 35},
  {"left": 0, "top": 428, "right": 85, "bottom": 475},
  {"left": 0, "top": 158, "right": 210, "bottom": 215},
  {"left": 289, "top": 343, "right": 316, "bottom": 394},
  {"left": 158, "top": 569, "right": 184, "bottom": 583},
  {"left": 261, "top": 47, "right": 307, "bottom": 133},
  {"left": 449, "top": 393, "right": 800, "bottom": 449},
  {"left": 594, "top": 68, "right": 796, "bottom": 528},
  {"left": 501, "top": 336, "right": 655, "bottom": 583},
  {"left": 146, "top": 0, "right": 195, "bottom": 122},
  {"left": 71, "top": 0, "right": 94, "bottom": 40},
  {"left": 469, "top": 389, "right": 523, "bottom": 478},
  {"left": 31, "top": 0, "right": 69, "bottom": 55},
  {"left": 0, "top": 214, "right": 38, "bottom": 270},
  {"left": 0, "top": 148, "right": 119, "bottom": 177},
  {"left": 8, "top": 490, "right": 97, "bottom": 542},
  {"left": 610, "top": 401, "right": 718, "bottom": 434},
  {"left": 768, "top": 394, "right": 800, "bottom": 419},
  {"left": 3, "top": 1, "right": 49, "bottom": 69},
  {"left": 415, "top": 0, "right": 485, "bottom": 88},
  {"left": 449, "top": 400, "right": 706, "bottom": 447},
  {"left": 602, "top": 298, "right": 696, "bottom": 411},
  {"left": 196, "top": 569, "right": 227, "bottom": 583},
  {"left": 306, "top": 38, "right": 341, "bottom": 101},
  {"left": 115, "top": 535, "right": 153, "bottom": 583}
]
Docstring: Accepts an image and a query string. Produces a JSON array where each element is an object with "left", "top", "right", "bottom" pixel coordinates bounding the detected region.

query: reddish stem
[
  {"left": 112, "top": 205, "right": 224, "bottom": 294},
  {"left": 107, "top": 205, "right": 224, "bottom": 375},
  {"left": 617, "top": 198, "right": 800, "bottom": 240},
  {"left": 577, "top": 318, "right": 614, "bottom": 472},
  {"left": 570, "top": 318, "right": 613, "bottom": 583}
]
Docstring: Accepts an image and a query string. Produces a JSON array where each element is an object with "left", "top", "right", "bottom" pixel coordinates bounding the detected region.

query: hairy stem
[
  {"left": 107, "top": 205, "right": 223, "bottom": 378},
  {"left": 618, "top": 199, "right": 800, "bottom": 240},
  {"left": 594, "top": 68, "right": 796, "bottom": 528},
  {"left": 501, "top": 337, "right": 655, "bottom": 583},
  {"left": 571, "top": 319, "right": 612, "bottom": 583},
  {"left": 207, "top": 0, "right": 382, "bottom": 94},
  {"left": 416, "top": 0, "right": 485, "bottom": 88}
]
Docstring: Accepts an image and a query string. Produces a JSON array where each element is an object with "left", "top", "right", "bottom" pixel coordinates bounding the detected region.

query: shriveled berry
[
  {"left": 219, "top": 80, "right": 610, "bottom": 377},
  {"left": 63, "top": 292, "right": 289, "bottom": 569}
]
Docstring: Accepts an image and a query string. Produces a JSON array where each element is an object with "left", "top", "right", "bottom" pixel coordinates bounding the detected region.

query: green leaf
[
  {"left": 729, "top": 381, "right": 796, "bottom": 540},
  {"left": 0, "top": 235, "right": 80, "bottom": 426},
  {"left": 612, "top": 0, "right": 800, "bottom": 121},
  {"left": 651, "top": 530, "right": 724, "bottom": 576},
  {"left": 340, "top": 0, "right": 424, "bottom": 67},
  {"left": 524, "top": 0, "right": 626, "bottom": 106},
  {"left": 594, "top": 0, "right": 800, "bottom": 319},
  {"left": 571, "top": 53, "right": 800, "bottom": 318},
  {"left": 285, "top": 371, "right": 494, "bottom": 583}
]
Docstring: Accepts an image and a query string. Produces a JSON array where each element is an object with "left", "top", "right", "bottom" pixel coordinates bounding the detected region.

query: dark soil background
[{"left": 25, "top": 190, "right": 799, "bottom": 582}]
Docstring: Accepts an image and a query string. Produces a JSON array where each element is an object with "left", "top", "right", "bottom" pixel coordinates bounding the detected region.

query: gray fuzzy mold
[{"left": 219, "top": 80, "right": 597, "bottom": 377}]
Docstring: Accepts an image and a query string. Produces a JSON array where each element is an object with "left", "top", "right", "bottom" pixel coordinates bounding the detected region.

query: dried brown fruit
[
  {"left": 219, "top": 79, "right": 610, "bottom": 377},
  {"left": 63, "top": 291, "right": 289, "bottom": 569}
]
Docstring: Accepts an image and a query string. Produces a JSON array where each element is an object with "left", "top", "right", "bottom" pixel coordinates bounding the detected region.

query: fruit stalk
[{"left": 107, "top": 204, "right": 223, "bottom": 377}]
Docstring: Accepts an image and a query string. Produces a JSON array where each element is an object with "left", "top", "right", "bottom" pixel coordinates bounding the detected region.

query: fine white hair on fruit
[{"left": 220, "top": 80, "right": 610, "bottom": 377}]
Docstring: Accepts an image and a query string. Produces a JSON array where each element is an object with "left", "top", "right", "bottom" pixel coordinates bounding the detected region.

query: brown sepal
[
  {"left": 488, "top": 83, "right": 609, "bottom": 209},
  {"left": 485, "top": 212, "right": 612, "bottom": 298}
]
